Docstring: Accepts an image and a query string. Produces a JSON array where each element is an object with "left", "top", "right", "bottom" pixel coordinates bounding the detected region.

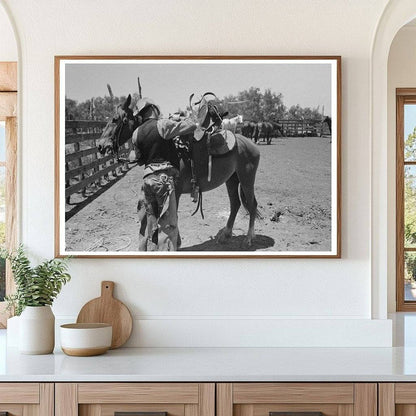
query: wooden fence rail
[
  {"left": 277, "top": 118, "right": 330, "bottom": 137},
  {"left": 65, "top": 120, "right": 132, "bottom": 202}
]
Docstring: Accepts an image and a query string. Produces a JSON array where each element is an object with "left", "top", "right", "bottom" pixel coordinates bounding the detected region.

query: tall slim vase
[{"left": 19, "top": 306, "right": 55, "bottom": 354}]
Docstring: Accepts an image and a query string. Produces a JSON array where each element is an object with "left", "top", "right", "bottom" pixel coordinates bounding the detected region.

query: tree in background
[
  {"left": 287, "top": 104, "right": 321, "bottom": 120},
  {"left": 262, "top": 89, "right": 286, "bottom": 121},
  {"left": 222, "top": 87, "right": 286, "bottom": 122},
  {"left": 223, "top": 87, "right": 262, "bottom": 121},
  {"left": 65, "top": 97, "right": 90, "bottom": 120},
  {"left": 65, "top": 88, "right": 325, "bottom": 123},
  {"left": 404, "top": 127, "right": 416, "bottom": 281},
  {"left": 0, "top": 175, "right": 4, "bottom": 246},
  {"left": 65, "top": 94, "right": 132, "bottom": 121},
  {"left": 0, "top": 173, "right": 5, "bottom": 300}
]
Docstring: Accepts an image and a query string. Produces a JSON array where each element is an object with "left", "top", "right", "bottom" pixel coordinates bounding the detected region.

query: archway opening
[
  {"left": 387, "top": 18, "right": 416, "bottom": 312},
  {"left": 371, "top": 1, "right": 416, "bottom": 322}
]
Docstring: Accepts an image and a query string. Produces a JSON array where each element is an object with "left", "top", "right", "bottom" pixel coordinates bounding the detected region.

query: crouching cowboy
[{"left": 133, "top": 98, "right": 197, "bottom": 251}]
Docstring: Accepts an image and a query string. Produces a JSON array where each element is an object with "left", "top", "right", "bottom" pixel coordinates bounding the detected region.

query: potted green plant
[{"left": 1, "top": 245, "right": 71, "bottom": 354}]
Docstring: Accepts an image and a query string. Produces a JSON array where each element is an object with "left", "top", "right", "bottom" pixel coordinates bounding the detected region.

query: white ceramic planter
[
  {"left": 6, "top": 315, "right": 20, "bottom": 347},
  {"left": 19, "top": 306, "right": 55, "bottom": 354}
]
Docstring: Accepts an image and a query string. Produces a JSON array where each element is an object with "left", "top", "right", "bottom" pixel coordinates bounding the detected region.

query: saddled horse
[
  {"left": 222, "top": 114, "right": 243, "bottom": 133},
  {"left": 98, "top": 95, "right": 261, "bottom": 248}
]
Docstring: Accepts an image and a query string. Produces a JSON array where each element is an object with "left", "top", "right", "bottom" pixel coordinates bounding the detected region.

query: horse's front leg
[{"left": 216, "top": 173, "right": 241, "bottom": 243}]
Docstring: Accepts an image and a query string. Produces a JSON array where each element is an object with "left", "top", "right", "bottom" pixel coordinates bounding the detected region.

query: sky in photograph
[
  {"left": 405, "top": 104, "right": 416, "bottom": 139},
  {"left": 65, "top": 60, "right": 333, "bottom": 117}
]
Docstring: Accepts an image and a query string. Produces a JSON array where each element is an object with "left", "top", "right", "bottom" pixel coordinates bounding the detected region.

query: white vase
[
  {"left": 6, "top": 315, "right": 20, "bottom": 347},
  {"left": 19, "top": 306, "right": 55, "bottom": 354}
]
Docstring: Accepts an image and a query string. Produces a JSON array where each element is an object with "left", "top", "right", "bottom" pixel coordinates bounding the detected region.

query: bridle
[
  {"left": 113, "top": 117, "right": 125, "bottom": 161},
  {"left": 112, "top": 109, "right": 137, "bottom": 163}
]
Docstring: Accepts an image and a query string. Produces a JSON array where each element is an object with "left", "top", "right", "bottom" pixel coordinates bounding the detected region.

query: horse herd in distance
[{"left": 169, "top": 111, "right": 332, "bottom": 145}]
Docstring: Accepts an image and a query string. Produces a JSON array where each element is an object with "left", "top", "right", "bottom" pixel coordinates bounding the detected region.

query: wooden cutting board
[{"left": 76, "top": 281, "right": 133, "bottom": 349}]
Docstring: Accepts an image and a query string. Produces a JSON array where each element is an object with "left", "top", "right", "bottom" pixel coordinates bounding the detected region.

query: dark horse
[
  {"left": 98, "top": 95, "right": 261, "bottom": 248},
  {"left": 255, "top": 121, "right": 274, "bottom": 145},
  {"left": 323, "top": 116, "right": 332, "bottom": 134},
  {"left": 241, "top": 121, "right": 257, "bottom": 141}
]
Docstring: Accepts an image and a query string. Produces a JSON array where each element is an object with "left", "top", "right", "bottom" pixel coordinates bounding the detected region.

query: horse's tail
[{"left": 239, "top": 185, "right": 264, "bottom": 220}]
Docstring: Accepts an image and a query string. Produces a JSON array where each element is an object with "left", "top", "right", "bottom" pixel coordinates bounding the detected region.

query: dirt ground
[{"left": 65, "top": 136, "right": 332, "bottom": 253}]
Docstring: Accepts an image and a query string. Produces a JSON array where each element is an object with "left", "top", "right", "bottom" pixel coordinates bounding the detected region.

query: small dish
[{"left": 60, "top": 323, "right": 112, "bottom": 356}]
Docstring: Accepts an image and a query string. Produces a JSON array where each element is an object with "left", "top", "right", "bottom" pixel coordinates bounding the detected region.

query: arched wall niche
[
  {"left": 386, "top": 17, "right": 416, "bottom": 313},
  {"left": 371, "top": 0, "right": 416, "bottom": 319}
]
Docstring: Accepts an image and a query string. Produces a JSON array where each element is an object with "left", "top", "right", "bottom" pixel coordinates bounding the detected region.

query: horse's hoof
[
  {"left": 216, "top": 227, "right": 232, "bottom": 243},
  {"left": 242, "top": 233, "right": 255, "bottom": 248}
]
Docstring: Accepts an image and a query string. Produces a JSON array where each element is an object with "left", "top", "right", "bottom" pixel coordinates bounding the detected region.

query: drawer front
[
  {"left": 0, "top": 383, "right": 53, "bottom": 416},
  {"left": 56, "top": 383, "right": 215, "bottom": 416},
  {"left": 218, "top": 383, "right": 376, "bottom": 416},
  {"left": 379, "top": 383, "right": 416, "bottom": 416},
  {"left": 78, "top": 383, "right": 200, "bottom": 404},
  {"left": 0, "top": 383, "right": 39, "bottom": 404}
]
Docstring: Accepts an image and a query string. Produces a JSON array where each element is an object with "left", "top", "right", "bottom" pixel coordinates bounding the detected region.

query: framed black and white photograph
[{"left": 55, "top": 56, "right": 341, "bottom": 258}]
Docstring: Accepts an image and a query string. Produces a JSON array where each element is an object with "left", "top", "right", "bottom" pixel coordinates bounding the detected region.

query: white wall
[
  {"left": 0, "top": 3, "right": 17, "bottom": 61},
  {"left": 0, "top": 0, "right": 393, "bottom": 346},
  {"left": 387, "top": 25, "right": 416, "bottom": 312}
]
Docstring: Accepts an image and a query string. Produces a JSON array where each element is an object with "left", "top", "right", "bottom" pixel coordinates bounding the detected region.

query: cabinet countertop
[{"left": 1, "top": 329, "right": 416, "bottom": 382}]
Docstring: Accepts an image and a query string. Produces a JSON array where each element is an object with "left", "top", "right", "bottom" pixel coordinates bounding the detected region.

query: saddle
[
  {"left": 192, "top": 92, "right": 236, "bottom": 156},
  {"left": 184, "top": 92, "right": 237, "bottom": 216},
  {"left": 206, "top": 129, "right": 236, "bottom": 156}
]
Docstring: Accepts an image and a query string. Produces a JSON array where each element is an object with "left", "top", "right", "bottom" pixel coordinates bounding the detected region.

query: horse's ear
[{"left": 123, "top": 94, "right": 132, "bottom": 110}]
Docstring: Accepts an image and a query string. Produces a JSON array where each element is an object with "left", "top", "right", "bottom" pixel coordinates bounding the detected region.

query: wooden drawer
[
  {"left": 0, "top": 383, "right": 53, "bottom": 416},
  {"left": 217, "top": 383, "right": 377, "bottom": 416},
  {"left": 379, "top": 383, "right": 416, "bottom": 416},
  {"left": 56, "top": 383, "right": 215, "bottom": 416}
]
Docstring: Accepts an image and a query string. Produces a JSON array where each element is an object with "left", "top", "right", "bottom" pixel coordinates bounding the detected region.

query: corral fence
[
  {"left": 65, "top": 120, "right": 133, "bottom": 204},
  {"left": 278, "top": 119, "right": 331, "bottom": 137}
]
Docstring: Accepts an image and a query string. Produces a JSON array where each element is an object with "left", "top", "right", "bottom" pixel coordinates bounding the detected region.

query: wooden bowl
[{"left": 60, "top": 323, "right": 112, "bottom": 356}]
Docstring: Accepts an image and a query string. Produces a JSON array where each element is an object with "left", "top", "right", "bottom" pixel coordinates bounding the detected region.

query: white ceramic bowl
[{"left": 60, "top": 323, "right": 112, "bottom": 356}]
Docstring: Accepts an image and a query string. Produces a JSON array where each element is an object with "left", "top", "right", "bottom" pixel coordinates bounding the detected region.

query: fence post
[
  {"left": 92, "top": 125, "right": 101, "bottom": 187},
  {"left": 73, "top": 128, "right": 86, "bottom": 197},
  {"left": 65, "top": 120, "right": 131, "bottom": 203}
]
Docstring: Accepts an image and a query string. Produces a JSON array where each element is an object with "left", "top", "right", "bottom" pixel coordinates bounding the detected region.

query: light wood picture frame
[{"left": 55, "top": 56, "right": 341, "bottom": 258}]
